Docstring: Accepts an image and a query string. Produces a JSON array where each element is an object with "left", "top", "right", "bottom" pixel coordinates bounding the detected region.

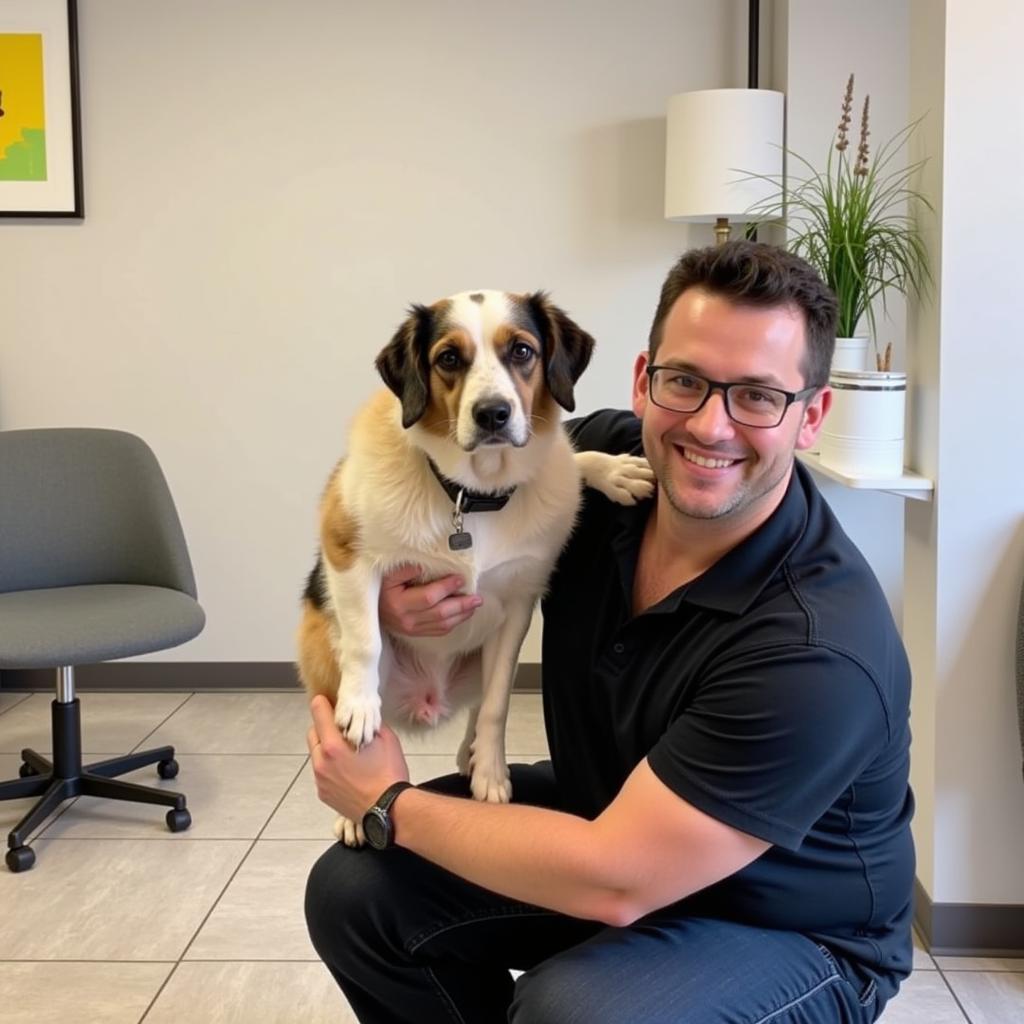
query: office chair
[{"left": 0, "top": 428, "right": 205, "bottom": 872}]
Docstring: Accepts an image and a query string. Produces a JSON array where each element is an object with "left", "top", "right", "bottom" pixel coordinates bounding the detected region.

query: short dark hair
[{"left": 648, "top": 241, "right": 838, "bottom": 388}]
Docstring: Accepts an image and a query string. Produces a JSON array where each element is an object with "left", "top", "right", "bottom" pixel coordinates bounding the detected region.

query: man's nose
[{"left": 685, "top": 390, "right": 736, "bottom": 442}]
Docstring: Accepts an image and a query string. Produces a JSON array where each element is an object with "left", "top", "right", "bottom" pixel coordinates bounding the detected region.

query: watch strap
[{"left": 373, "top": 780, "right": 414, "bottom": 815}]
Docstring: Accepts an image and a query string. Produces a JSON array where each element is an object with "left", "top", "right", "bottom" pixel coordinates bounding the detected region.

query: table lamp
[{"left": 664, "top": 88, "right": 784, "bottom": 245}]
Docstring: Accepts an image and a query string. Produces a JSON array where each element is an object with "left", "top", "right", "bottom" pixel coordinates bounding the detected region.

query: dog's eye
[
  {"left": 510, "top": 341, "right": 536, "bottom": 363},
  {"left": 436, "top": 349, "right": 462, "bottom": 371}
]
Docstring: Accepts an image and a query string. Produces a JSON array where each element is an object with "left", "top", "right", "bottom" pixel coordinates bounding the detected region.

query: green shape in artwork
[{"left": 0, "top": 128, "right": 47, "bottom": 181}]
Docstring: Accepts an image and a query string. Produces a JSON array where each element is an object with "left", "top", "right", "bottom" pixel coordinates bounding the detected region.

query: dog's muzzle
[{"left": 470, "top": 400, "right": 514, "bottom": 446}]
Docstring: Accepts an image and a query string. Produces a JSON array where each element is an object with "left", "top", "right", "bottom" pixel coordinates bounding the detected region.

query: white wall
[
  {"left": 905, "top": 0, "right": 1024, "bottom": 905},
  {"left": 0, "top": 0, "right": 751, "bottom": 662}
]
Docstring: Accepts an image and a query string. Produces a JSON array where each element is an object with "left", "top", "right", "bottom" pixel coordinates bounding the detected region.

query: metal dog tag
[
  {"left": 448, "top": 530, "right": 473, "bottom": 551},
  {"left": 448, "top": 490, "right": 473, "bottom": 550}
]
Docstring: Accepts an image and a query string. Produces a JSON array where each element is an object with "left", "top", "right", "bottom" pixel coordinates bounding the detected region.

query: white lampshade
[{"left": 665, "top": 89, "right": 784, "bottom": 222}]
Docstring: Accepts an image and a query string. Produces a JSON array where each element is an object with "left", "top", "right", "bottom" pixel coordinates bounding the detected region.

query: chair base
[{"left": 0, "top": 698, "right": 190, "bottom": 871}]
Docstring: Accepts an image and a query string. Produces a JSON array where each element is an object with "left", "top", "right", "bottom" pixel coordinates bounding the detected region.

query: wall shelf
[{"left": 797, "top": 451, "right": 934, "bottom": 501}]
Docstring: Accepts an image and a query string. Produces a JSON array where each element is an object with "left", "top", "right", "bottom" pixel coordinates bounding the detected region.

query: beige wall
[{"left": 0, "top": 0, "right": 748, "bottom": 662}]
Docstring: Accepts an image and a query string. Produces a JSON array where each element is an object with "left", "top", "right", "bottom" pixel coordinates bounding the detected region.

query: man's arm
[
  {"left": 308, "top": 698, "right": 768, "bottom": 926},
  {"left": 395, "top": 759, "right": 768, "bottom": 926}
]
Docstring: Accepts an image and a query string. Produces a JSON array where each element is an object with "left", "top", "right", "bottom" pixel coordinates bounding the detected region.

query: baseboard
[
  {"left": 914, "top": 876, "right": 1024, "bottom": 956},
  {"left": 0, "top": 661, "right": 544, "bottom": 693}
]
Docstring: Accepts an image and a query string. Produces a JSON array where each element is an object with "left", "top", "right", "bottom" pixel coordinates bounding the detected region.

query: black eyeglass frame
[{"left": 645, "top": 365, "right": 820, "bottom": 429}]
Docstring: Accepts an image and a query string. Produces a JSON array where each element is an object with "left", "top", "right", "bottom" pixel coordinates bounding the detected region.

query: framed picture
[{"left": 0, "top": 0, "right": 83, "bottom": 217}]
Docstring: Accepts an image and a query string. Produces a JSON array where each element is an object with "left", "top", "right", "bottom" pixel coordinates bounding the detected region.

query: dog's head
[{"left": 375, "top": 290, "right": 594, "bottom": 450}]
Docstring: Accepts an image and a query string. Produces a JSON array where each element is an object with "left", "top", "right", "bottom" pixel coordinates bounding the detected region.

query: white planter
[
  {"left": 832, "top": 337, "right": 871, "bottom": 372},
  {"left": 819, "top": 370, "right": 906, "bottom": 478}
]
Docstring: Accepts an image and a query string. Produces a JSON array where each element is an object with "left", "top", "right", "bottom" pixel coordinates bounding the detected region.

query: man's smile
[{"left": 672, "top": 443, "right": 747, "bottom": 473}]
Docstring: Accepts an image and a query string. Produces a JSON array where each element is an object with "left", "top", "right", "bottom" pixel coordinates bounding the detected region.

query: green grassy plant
[{"left": 748, "top": 75, "right": 931, "bottom": 370}]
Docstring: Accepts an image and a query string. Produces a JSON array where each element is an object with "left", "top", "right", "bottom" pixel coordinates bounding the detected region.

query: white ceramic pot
[
  {"left": 832, "top": 337, "right": 870, "bottom": 372},
  {"left": 819, "top": 370, "right": 906, "bottom": 478}
]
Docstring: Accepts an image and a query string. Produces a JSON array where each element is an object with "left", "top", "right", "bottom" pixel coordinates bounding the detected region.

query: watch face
[{"left": 362, "top": 808, "right": 390, "bottom": 850}]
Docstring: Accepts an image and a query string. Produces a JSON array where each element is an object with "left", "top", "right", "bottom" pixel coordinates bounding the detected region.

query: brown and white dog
[{"left": 297, "top": 290, "right": 652, "bottom": 844}]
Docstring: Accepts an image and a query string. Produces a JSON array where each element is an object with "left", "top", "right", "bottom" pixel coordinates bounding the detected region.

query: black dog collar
[{"left": 426, "top": 458, "right": 516, "bottom": 513}]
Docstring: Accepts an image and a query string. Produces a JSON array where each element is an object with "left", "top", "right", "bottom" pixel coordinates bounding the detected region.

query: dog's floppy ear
[
  {"left": 525, "top": 292, "right": 595, "bottom": 413},
  {"left": 375, "top": 304, "right": 434, "bottom": 428}
]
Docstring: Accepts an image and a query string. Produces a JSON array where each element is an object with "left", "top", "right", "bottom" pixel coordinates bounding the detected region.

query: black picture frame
[{"left": 0, "top": 0, "right": 84, "bottom": 218}]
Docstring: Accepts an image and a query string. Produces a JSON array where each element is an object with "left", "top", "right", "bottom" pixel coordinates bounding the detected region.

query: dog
[{"left": 297, "top": 289, "right": 653, "bottom": 844}]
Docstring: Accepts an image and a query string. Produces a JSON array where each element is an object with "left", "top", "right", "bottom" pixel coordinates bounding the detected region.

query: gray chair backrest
[{"left": 0, "top": 428, "right": 198, "bottom": 598}]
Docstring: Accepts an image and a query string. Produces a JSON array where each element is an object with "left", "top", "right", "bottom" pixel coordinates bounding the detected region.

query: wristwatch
[{"left": 361, "top": 781, "right": 414, "bottom": 850}]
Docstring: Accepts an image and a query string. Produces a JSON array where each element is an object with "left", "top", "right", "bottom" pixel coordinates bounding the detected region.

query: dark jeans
[{"left": 305, "top": 764, "right": 883, "bottom": 1024}]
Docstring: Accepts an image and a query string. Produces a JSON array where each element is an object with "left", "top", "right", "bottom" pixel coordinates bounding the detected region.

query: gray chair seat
[
  {"left": 0, "top": 584, "right": 204, "bottom": 669},
  {"left": 0, "top": 427, "right": 206, "bottom": 872}
]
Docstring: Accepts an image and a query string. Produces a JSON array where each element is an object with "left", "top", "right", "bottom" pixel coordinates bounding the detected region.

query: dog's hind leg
[
  {"left": 296, "top": 601, "right": 341, "bottom": 702},
  {"left": 469, "top": 597, "right": 535, "bottom": 803},
  {"left": 456, "top": 703, "right": 479, "bottom": 778}
]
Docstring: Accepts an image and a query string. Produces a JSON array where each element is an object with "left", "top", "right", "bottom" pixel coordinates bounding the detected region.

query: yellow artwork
[{"left": 0, "top": 33, "right": 47, "bottom": 181}]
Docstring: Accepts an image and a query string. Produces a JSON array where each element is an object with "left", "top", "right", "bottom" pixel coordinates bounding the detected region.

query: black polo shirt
[{"left": 541, "top": 409, "right": 914, "bottom": 1000}]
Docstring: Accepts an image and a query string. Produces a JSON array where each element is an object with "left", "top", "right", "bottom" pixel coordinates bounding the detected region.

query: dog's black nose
[{"left": 473, "top": 401, "right": 512, "bottom": 432}]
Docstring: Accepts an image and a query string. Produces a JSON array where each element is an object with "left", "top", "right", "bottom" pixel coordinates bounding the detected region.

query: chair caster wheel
[
  {"left": 18, "top": 763, "right": 38, "bottom": 778},
  {"left": 6, "top": 846, "right": 35, "bottom": 872},
  {"left": 166, "top": 808, "right": 191, "bottom": 832},
  {"left": 157, "top": 758, "right": 179, "bottom": 780}
]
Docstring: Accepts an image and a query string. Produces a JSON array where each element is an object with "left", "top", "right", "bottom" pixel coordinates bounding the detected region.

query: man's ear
[
  {"left": 796, "top": 386, "right": 832, "bottom": 450},
  {"left": 525, "top": 292, "right": 595, "bottom": 413},
  {"left": 632, "top": 351, "right": 651, "bottom": 419},
  {"left": 375, "top": 304, "right": 434, "bottom": 428}
]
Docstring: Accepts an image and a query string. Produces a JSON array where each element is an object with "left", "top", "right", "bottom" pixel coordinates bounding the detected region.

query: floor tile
[
  {"left": 144, "top": 693, "right": 313, "bottom": 754},
  {"left": 0, "top": 838, "right": 250, "bottom": 960},
  {"left": 912, "top": 928, "right": 936, "bottom": 970},
  {"left": 0, "top": 692, "right": 191, "bottom": 755},
  {"left": 934, "top": 954, "right": 1024, "bottom": 971},
  {"left": 185, "top": 840, "right": 330, "bottom": 960},
  {"left": 0, "top": 691, "right": 31, "bottom": 716},
  {"left": 143, "top": 961, "right": 356, "bottom": 1024},
  {"left": 39, "top": 754, "right": 305, "bottom": 840},
  {"left": 0, "top": 962, "right": 172, "bottom": 1024},
  {"left": 504, "top": 693, "right": 549, "bottom": 755},
  {"left": 876, "top": 970, "right": 967, "bottom": 1023},
  {"left": 943, "top": 970, "right": 1024, "bottom": 1023},
  {"left": 263, "top": 754, "right": 458, "bottom": 839}
]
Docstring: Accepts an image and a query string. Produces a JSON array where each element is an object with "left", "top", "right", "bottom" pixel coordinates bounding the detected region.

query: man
[{"left": 304, "top": 241, "right": 915, "bottom": 1024}]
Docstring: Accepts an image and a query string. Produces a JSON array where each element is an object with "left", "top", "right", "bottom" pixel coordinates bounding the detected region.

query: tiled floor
[{"left": 0, "top": 689, "right": 1020, "bottom": 1023}]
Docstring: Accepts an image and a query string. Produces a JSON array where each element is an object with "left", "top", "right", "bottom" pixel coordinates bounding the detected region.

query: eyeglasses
[{"left": 646, "top": 366, "right": 819, "bottom": 429}]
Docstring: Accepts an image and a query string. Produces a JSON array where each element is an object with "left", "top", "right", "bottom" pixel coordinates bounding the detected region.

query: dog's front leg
[
  {"left": 469, "top": 597, "right": 535, "bottom": 804},
  {"left": 325, "top": 556, "right": 384, "bottom": 750}
]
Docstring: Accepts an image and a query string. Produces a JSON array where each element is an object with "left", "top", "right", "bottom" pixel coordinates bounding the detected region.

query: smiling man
[{"left": 304, "top": 242, "right": 915, "bottom": 1024}]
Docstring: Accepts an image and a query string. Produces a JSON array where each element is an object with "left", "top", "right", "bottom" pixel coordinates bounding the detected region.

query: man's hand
[
  {"left": 379, "top": 564, "right": 483, "bottom": 637},
  {"left": 307, "top": 695, "right": 410, "bottom": 820}
]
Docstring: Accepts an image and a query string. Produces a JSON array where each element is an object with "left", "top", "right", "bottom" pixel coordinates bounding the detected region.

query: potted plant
[
  {"left": 747, "top": 75, "right": 932, "bottom": 478},
  {"left": 750, "top": 73, "right": 931, "bottom": 373}
]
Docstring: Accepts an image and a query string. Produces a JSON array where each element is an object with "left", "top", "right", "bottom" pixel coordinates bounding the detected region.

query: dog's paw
[
  {"left": 577, "top": 451, "right": 655, "bottom": 506},
  {"left": 601, "top": 454, "right": 655, "bottom": 505},
  {"left": 334, "top": 693, "right": 382, "bottom": 749},
  {"left": 333, "top": 814, "right": 365, "bottom": 847},
  {"left": 471, "top": 768, "right": 512, "bottom": 804},
  {"left": 469, "top": 751, "right": 512, "bottom": 803}
]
